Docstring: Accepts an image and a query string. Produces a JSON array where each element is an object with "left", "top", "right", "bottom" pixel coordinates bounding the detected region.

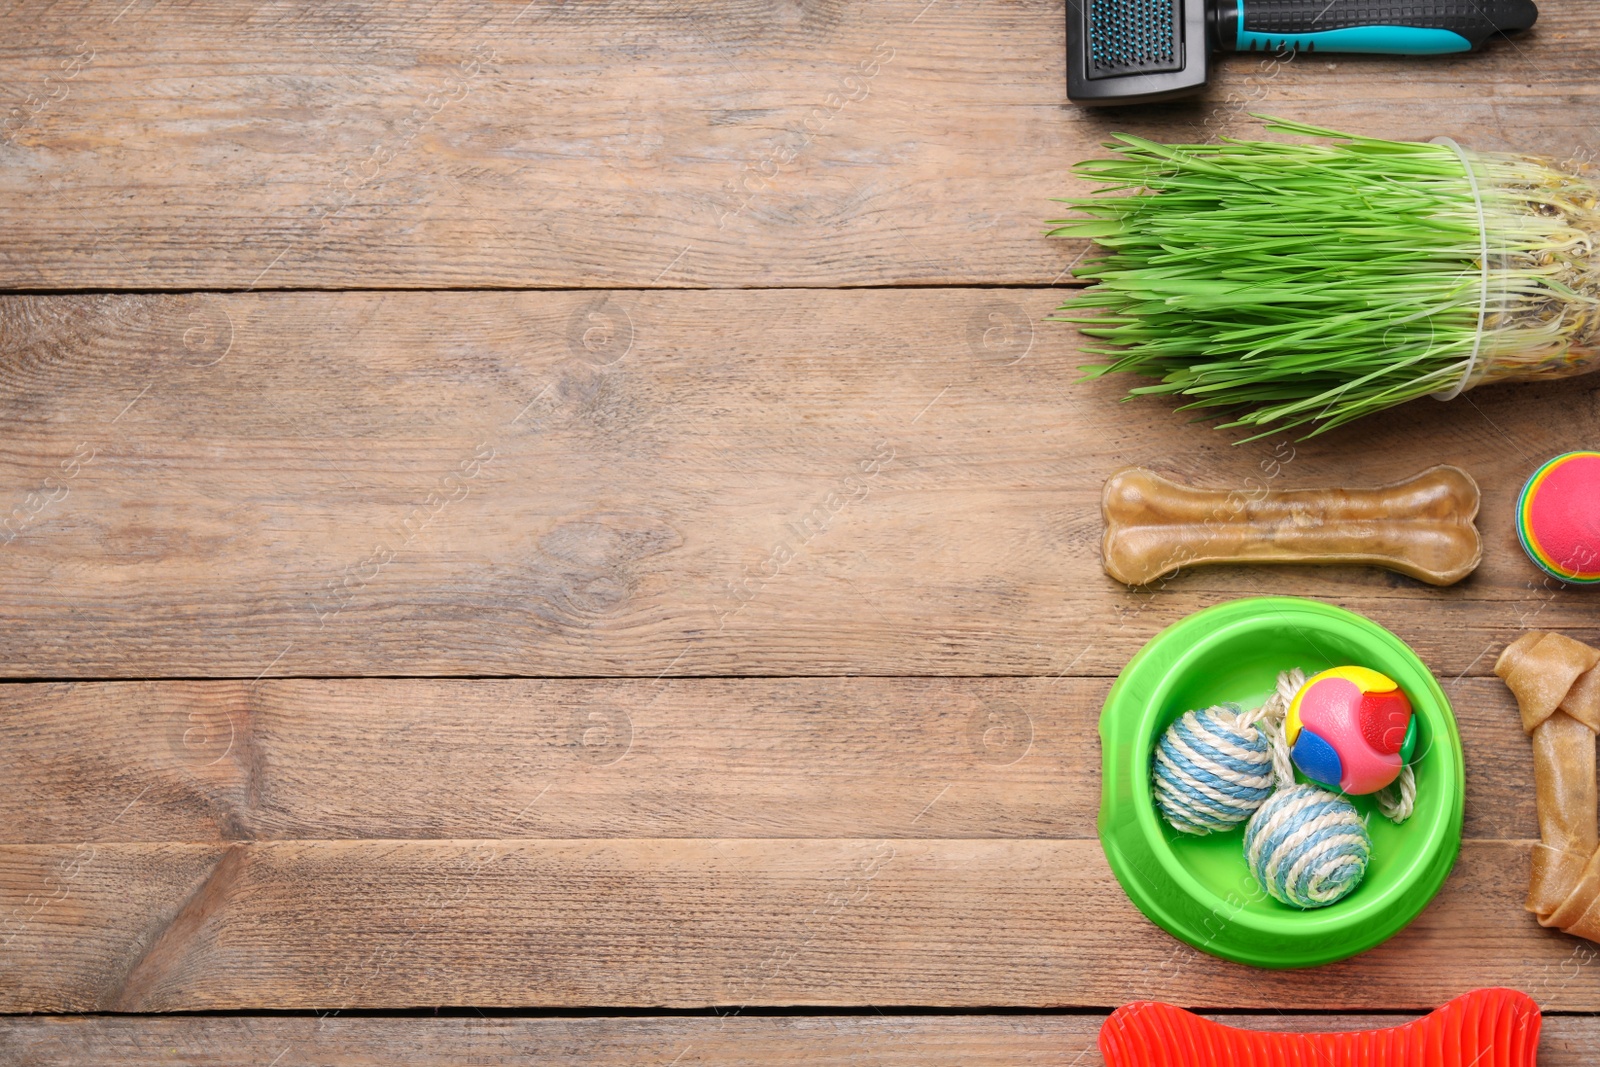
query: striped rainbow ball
[
  {"left": 1244, "top": 783, "right": 1371, "bottom": 909},
  {"left": 1517, "top": 451, "right": 1600, "bottom": 584},
  {"left": 1151, "top": 706, "right": 1275, "bottom": 836}
]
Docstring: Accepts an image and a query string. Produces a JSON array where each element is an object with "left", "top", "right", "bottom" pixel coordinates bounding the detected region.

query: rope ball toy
[
  {"left": 1151, "top": 706, "right": 1277, "bottom": 835},
  {"left": 1151, "top": 667, "right": 1415, "bottom": 909},
  {"left": 1244, "top": 783, "right": 1372, "bottom": 909}
]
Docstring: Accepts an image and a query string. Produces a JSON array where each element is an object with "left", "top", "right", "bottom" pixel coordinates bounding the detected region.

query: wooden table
[{"left": 2, "top": 1, "right": 1598, "bottom": 1062}]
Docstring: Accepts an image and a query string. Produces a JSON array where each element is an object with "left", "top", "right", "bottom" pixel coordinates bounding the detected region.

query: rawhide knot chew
[{"left": 1496, "top": 631, "right": 1600, "bottom": 939}]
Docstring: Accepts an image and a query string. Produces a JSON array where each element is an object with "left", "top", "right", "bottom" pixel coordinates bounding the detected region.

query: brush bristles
[{"left": 1048, "top": 118, "right": 1600, "bottom": 437}]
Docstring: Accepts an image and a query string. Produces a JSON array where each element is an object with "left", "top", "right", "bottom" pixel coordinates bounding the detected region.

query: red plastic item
[{"left": 1100, "top": 988, "right": 1540, "bottom": 1067}]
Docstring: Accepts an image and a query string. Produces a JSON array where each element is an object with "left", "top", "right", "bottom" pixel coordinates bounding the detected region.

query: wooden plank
[
  {"left": 0, "top": 678, "right": 1534, "bottom": 844},
  {"left": 0, "top": 0, "right": 1594, "bottom": 289},
  {"left": 1, "top": 290, "right": 1595, "bottom": 678},
  {"left": 0, "top": 839, "right": 1593, "bottom": 1011},
  {"left": 4, "top": 1013, "right": 1600, "bottom": 1067}
]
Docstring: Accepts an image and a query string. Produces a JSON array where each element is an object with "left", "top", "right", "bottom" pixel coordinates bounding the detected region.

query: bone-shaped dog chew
[
  {"left": 1101, "top": 465, "right": 1482, "bottom": 587},
  {"left": 1100, "top": 987, "right": 1540, "bottom": 1067}
]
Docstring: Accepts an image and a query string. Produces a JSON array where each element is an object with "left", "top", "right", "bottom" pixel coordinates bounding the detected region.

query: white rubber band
[{"left": 1429, "top": 137, "right": 1489, "bottom": 402}]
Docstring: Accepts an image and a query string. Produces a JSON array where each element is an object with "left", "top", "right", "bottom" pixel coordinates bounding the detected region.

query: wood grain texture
[
  {"left": 0, "top": 839, "right": 1594, "bottom": 1011},
  {"left": 1, "top": 290, "right": 1596, "bottom": 678},
  {"left": 0, "top": 677, "right": 1535, "bottom": 843},
  {"left": 6, "top": 0, "right": 1596, "bottom": 1037},
  {"left": 5, "top": 1013, "right": 1600, "bottom": 1066},
  {"left": 0, "top": 0, "right": 1595, "bottom": 288}
]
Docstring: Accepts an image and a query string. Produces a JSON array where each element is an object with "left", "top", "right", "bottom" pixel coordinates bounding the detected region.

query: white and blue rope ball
[
  {"left": 1243, "top": 783, "right": 1371, "bottom": 909},
  {"left": 1151, "top": 705, "right": 1276, "bottom": 836}
]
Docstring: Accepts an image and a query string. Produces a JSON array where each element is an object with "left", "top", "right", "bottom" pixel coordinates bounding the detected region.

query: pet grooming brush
[{"left": 1067, "top": 0, "right": 1538, "bottom": 104}]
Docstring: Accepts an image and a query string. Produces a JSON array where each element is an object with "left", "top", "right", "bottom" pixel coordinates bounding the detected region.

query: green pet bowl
[{"left": 1098, "top": 596, "right": 1464, "bottom": 969}]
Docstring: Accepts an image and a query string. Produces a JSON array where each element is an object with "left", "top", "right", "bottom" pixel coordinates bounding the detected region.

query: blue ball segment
[{"left": 1288, "top": 728, "right": 1344, "bottom": 790}]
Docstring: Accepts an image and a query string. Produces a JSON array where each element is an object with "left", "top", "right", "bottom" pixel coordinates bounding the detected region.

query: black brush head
[
  {"left": 1088, "top": 0, "right": 1182, "bottom": 75},
  {"left": 1068, "top": 0, "right": 1210, "bottom": 104}
]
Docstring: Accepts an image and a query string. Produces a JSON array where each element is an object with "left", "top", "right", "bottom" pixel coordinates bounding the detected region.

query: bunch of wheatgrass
[{"left": 1048, "top": 118, "right": 1600, "bottom": 437}]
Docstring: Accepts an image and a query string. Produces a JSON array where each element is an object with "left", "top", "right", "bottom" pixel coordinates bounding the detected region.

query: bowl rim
[{"left": 1098, "top": 595, "right": 1465, "bottom": 967}]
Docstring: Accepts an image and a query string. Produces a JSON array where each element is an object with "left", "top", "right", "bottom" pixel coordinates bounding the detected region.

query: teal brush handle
[{"left": 1219, "top": 0, "right": 1537, "bottom": 54}]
